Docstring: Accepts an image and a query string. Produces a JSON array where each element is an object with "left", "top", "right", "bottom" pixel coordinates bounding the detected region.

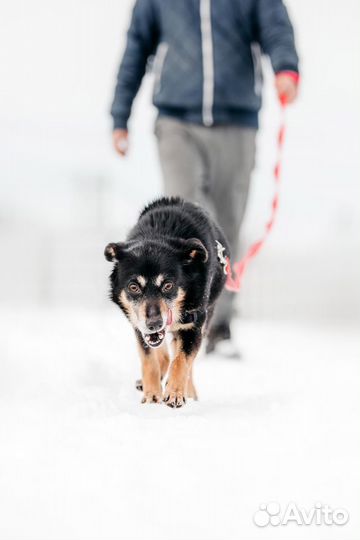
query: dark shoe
[
  {"left": 206, "top": 322, "right": 241, "bottom": 359},
  {"left": 206, "top": 322, "right": 230, "bottom": 353}
]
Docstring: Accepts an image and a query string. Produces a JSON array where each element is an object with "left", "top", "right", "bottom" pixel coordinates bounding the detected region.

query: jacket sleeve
[
  {"left": 111, "top": 0, "right": 159, "bottom": 130},
  {"left": 254, "top": 0, "right": 299, "bottom": 74}
]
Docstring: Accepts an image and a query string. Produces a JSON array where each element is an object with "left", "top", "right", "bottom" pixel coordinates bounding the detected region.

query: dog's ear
[
  {"left": 180, "top": 238, "right": 208, "bottom": 264},
  {"left": 104, "top": 242, "right": 127, "bottom": 262}
]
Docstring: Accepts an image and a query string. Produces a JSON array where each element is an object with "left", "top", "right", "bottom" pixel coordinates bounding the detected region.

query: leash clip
[{"left": 216, "top": 240, "right": 228, "bottom": 275}]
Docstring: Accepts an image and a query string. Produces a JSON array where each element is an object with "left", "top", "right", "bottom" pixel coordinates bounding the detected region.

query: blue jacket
[{"left": 111, "top": 0, "right": 299, "bottom": 130}]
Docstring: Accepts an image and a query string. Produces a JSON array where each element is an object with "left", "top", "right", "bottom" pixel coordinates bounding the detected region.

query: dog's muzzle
[{"left": 143, "top": 310, "right": 172, "bottom": 349}]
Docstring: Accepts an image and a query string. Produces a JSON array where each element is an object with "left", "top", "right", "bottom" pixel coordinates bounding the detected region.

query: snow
[
  {"left": 0, "top": 1, "right": 359, "bottom": 538},
  {"left": 1, "top": 309, "right": 359, "bottom": 540}
]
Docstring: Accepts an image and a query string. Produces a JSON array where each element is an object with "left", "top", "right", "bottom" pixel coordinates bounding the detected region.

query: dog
[{"left": 104, "top": 197, "right": 230, "bottom": 408}]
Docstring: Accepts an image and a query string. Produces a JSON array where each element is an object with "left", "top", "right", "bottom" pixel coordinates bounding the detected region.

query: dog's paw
[
  {"left": 141, "top": 392, "right": 162, "bottom": 404},
  {"left": 135, "top": 379, "right": 143, "bottom": 392},
  {"left": 163, "top": 391, "right": 186, "bottom": 408}
]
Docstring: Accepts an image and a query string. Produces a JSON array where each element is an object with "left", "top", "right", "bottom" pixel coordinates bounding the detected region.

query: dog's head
[{"left": 104, "top": 238, "right": 208, "bottom": 348}]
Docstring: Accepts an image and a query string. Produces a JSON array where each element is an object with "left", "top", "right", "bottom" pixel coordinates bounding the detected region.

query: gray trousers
[{"left": 155, "top": 116, "right": 256, "bottom": 327}]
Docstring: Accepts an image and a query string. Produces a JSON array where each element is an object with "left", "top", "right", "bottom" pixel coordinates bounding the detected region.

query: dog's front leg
[
  {"left": 135, "top": 341, "right": 170, "bottom": 394},
  {"left": 164, "top": 328, "right": 201, "bottom": 408},
  {"left": 136, "top": 333, "right": 162, "bottom": 404}
]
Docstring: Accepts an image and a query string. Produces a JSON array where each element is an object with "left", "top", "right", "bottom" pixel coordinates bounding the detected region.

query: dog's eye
[
  {"left": 128, "top": 282, "right": 141, "bottom": 294},
  {"left": 162, "top": 281, "right": 173, "bottom": 293}
]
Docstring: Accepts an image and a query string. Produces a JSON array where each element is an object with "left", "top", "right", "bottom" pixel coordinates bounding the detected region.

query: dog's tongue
[{"left": 167, "top": 309, "right": 173, "bottom": 326}]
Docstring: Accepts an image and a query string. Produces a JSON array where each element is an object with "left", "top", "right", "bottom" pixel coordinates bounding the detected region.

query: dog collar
[{"left": 182, "top": 311, "right": 198, "bottom": 324}]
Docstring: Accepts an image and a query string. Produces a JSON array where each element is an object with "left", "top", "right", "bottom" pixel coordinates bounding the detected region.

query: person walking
[{"left": 111, "top": 0, "right": 299, "bottom": 356}]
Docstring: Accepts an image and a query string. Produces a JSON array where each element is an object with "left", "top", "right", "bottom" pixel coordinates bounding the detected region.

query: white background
[
  {"left": 0, "top": 1, "right": 359, "bottom": 539},
  {"left": 0, "top": 0, "right": 359, "bottom": 318}
]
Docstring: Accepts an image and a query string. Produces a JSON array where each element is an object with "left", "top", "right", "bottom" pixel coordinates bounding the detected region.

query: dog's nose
[
  {"left": 146, "top": 303, "right": 163, "bottom": 332},
  {"left": 146, "top": 317, "right": 163, "bottom": 333}
]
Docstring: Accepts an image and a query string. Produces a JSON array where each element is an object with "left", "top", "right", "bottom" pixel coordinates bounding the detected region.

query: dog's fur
[{"left": 105, "top": 197, "right": 229, "bottom": 408}]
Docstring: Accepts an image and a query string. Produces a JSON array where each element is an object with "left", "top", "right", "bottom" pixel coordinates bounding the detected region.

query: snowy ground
[{"left": 1, "top": 308, "right": 359, "bottom": 540}]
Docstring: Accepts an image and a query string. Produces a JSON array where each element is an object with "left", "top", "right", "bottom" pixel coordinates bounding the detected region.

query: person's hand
[
  {"left": 113, "top": 129, "right": 129, "bottom": 156},
  {"left": 275, "top": 72, "right": 299, "bottom": 105}
]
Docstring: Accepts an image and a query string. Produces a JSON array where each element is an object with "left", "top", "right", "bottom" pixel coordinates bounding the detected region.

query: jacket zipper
[
  {"left": 200, "top": 0, "right": 214, "bottom": 126},
  {"left": 251, "top": 42, "right": 262, "bottom": 97},
  {"left": 153, "top": 43, "right": 169, "bottom": 95}
]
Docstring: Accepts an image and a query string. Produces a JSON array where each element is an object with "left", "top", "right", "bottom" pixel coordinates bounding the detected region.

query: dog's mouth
[
  {"left": 144, "top": 329, "right": 166, "bottom": 348},
  {"left": 142, "top": 310, "right": 172, "bottom": 349}
]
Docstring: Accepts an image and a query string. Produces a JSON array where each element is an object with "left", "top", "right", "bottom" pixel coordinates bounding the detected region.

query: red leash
[{"left": 225, "top": 94, "right": 289, "bottom": 292}]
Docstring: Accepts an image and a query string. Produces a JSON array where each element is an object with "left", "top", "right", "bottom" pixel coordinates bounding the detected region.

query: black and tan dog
[{"left": 104, "top": 197, "right": 229, "bottom": 408}]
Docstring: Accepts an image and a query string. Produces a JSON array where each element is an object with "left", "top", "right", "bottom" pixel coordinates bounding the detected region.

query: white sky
[{"left": 0, "top": 0, "right": 359, "bottom": 316}]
